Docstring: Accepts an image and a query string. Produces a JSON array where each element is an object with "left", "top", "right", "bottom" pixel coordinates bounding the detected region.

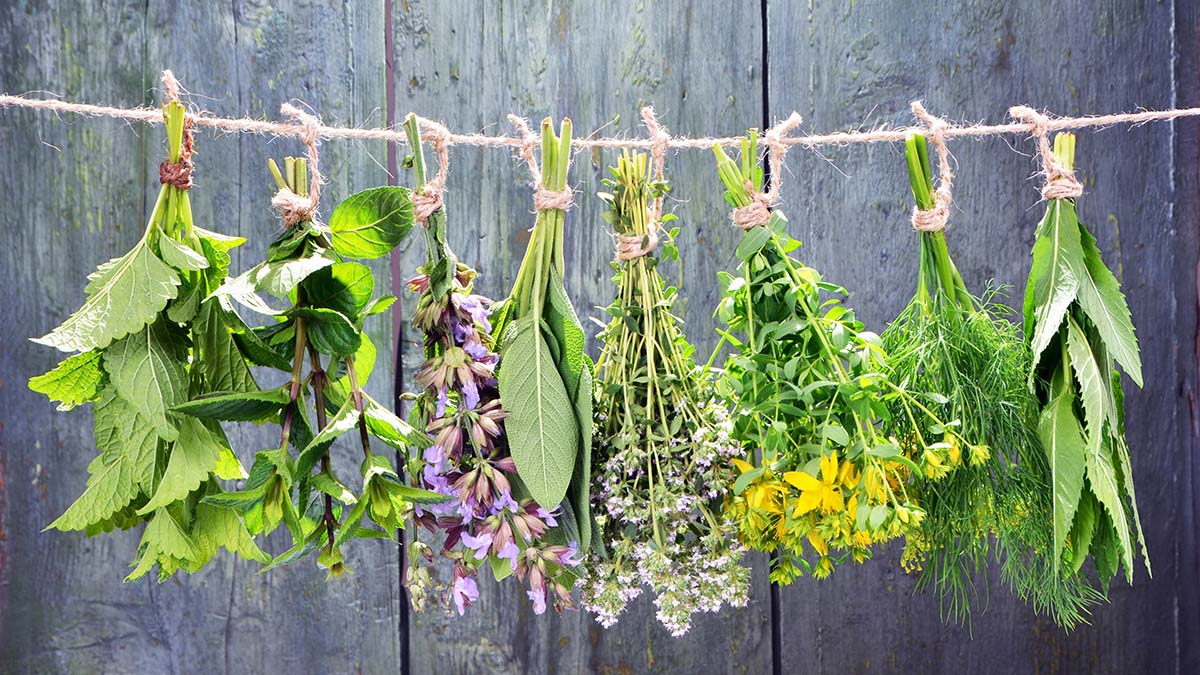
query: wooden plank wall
[{"left": 0, "top": 1, "right": 1196, "bottom": 673}]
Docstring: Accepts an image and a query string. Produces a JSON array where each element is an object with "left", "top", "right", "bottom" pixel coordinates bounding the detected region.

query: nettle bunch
[
  {"left": 188, "top": 154, "right": 437, "bottom": 577},
  {"left": 31, "top": 95, "right": 270, "bottom": 580},
  {"left": 400, "top": 116, "right": 577, "bottom": 616},
  {"left": 581, "top": 151, "right": 748, "bottom": 637},
  {"left": 882, "top": 133, "right": 1101, "bottom": 628},
  {"left": 711, "top": 134, "right": 969, "bottom": 584}
]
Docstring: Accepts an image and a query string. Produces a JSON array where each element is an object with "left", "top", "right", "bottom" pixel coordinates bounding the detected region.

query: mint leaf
[
  {"left": 29, "top": 350, "right": 105, "bottom": 411},
  {"left": 301, "top": 262, "right": 374, "bottom": 320},
  {"left": 174, "top": 386, "right": 290, "bottom": 422},
  {"left": 34, "top": 236, "right": 180, "bottom": 352},
  {"left": 292, "top": 307, "right": 361, "bottom": 357},
  {"left": 328, "top": 186, "right": 414, "bottom": 259},
  {"left": 498, "top": 317, "right": 579, "bottom": 508},
  {"left": 104, "top": 321, "right": 189, "bottom": 441}
]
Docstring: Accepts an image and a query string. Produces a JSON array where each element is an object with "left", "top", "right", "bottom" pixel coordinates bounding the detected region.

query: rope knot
[
  {"left": 159, "top": 159, "right": 194, "bottom": 190},
  {"left": 275, "top": 103, "right": 324, "bottom": 227},
  {"left": 640, "top": 106, "right": 671, "bottom": 223},
  {"left": 910, "top": 101, "right": 954, "bottom": 232},
  {"left": 1009, "top": 105, "right": 1083, "bottom": 200},
  {"left": 412, "top": 116, "right": 452, "bottom": 225},
  {"left": 509, "top": 114, "right": 574, "bottom": 212},
  {"left": 615, "top": 230, "right": 659, "bottom": 261},
  {"left": 272, "top": 189, "right": 316, "bottom": 227},
  {"left": 533, "top": 186, "right": 574, "bottom": 211},
  {"left": 731, "top": 184, "right": 774, "bottom": 230}
]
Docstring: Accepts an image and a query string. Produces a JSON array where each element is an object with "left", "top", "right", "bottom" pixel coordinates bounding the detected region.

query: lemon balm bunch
[{"left": 581, "top": 152, "right": 749, "bottom": 637}]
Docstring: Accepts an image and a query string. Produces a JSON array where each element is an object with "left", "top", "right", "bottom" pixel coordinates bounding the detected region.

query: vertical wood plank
[
  {"left": 767, "top": 1, "right": 1193, "bottom": 672},
  {"left": 392, "top": 2, "right": 772, "bottom": 672}
]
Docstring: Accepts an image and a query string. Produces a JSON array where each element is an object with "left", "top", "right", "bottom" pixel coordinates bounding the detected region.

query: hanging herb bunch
[
  {"left": 189, "top": 136, "right": 437, "bottom": 577},
  {"left": 30, "top": 84, "right": 272, "bottom": 580},
  {"left": 882, "top": 132, "right": 1102, "bottom": 628},
  {"left": 400, "top": 115, "right": 580, "bottom": 616},
  {"left": 1021, "top": 129, "right": 1148, "bottom": 593},
  {"left": 713, "top": 132, "right": 971, "bottom": 584},
  {"left": 581, "top": 150, "right": 748, "bottom": 636},
  {"left": 489, "top": 117, "right": 594, "bottom": 613}
]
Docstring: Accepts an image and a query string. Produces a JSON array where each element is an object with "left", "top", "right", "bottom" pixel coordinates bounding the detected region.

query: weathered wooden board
[
  {"left": 391, "top": 1, "right": 772, "bottom": 673},
  {"left": 767, "top": 1, "right": 1198, "bottom": 672},
  {"left": 0, "top": 1, "right": 397, "bottom": 672}
]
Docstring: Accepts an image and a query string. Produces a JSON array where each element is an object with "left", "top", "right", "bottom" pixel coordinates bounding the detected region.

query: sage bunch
[
  {"left": 580, "top": 152, "right": 748, "bottom": 636},
  {"left": 883, "top": 133, "right": 1102, "bottom": 628},
  {"left": 712, "top": 133, "right": 969, "bottom": 584}
]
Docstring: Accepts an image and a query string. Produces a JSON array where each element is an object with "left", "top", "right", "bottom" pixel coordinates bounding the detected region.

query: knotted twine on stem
[
  {"left": 1008, "top": 105, "right": 1084, "bottom": 200},
  {"left": 910, "top": 101, "right": 953, "bottom": 232},
  {"left": 158, "top": 70, "right": 195, "bottom": 191},
  {"left": 731, "top": 112, "right": 804, "bottom": 230},
  {"left": 412, "top": 115, "right": 451, "bottom": 225},
  {"left": 273, "top": 103, "right": 323, "bottom": 227},
  {"left": 613, "top": 107, "right": 672, "bottom": 261},
  {"left": 507, "top": 114, "right": 575, "bottom": 211}
]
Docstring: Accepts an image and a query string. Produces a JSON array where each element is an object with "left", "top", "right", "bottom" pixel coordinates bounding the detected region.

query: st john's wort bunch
[{"left": 581, "top": 151, "right": 749, "bottom": 637}]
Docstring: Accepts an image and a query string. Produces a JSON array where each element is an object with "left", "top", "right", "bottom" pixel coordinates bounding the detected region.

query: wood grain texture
[
  {"left": 767, "top": 1, "right": 1197, "bottom": 672},
  {"left": 391, "top": 1, "right": 772, "bottom": 673}
]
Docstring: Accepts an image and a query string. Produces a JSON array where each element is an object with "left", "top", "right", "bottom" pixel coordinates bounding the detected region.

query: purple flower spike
[
  {"left": 452, "top": 575, "right": 479, "bottom": 615},
  {"left": 462, "top": 379, "right": 480, "bottom": 410},
  {"left": 492, "top": 490, "right": 519, "bottom": 515},
  {"left": 535, "top": 506, "right": 558, "bottom": 527},
  {"left": 460, "top": 531, "right": 493, "bottom": 560},
  {"left": 435, "top": 389, "right": 449, "bottom": 417},
  {"left": 527, "top": 588, "right": 547, "bottom": 615},
  {"left": 498, "top": 541, "right": 521, "bottom": 570}
]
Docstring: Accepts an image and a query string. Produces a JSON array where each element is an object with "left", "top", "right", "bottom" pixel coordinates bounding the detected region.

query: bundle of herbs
[
  {"left": 400, "top": 116, "right": 580, "bottom": 616},
  {"left": 882, "top": 133, "right": 1102, "bottom": 628},
  {"left": 712, "top": 133, "right": 970, "bottom": 584},
  {"left": 490, "top": 118, "right": 595, "bottom": 612},
  {"left": 189, "top": 154, "right": 437, "bottom": 577},
  {"left": 30, "top": 91, "right": 273, "bottom": 580},
  {"left": 1023, "top": 132, "right": 1148, "bottom": 593},
  {"left": 581, "top": 151, "right": 747, "bottom": 636}
]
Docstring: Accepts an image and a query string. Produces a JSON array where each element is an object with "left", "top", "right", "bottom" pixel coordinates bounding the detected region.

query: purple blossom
[
  {"left": 492, "top": 490, "right": 519, "bottom": 515},
  {"left": 497, "top": 541, "right": 521, "bottom": 570},
  {"left": 424, "top": 444, "right": 446, "bottom": 468},
  {"left": 452, "top": 575, "right": 479, "bottom": 615},
  {"left": 535, "top": 507, "right": 558, "bottom": 527},
  {"left": 456, "top": 294, "right": 492, "bottom": 332},
  {"left": 527, "top": 588, "right": 547, "bottom": 615},
  {"left": 463, "top": 338, "right": 490, "bottom": 361},
  {"left": 452, "top": 319, "right": 474, "bottom": 344},
  {"left": 461, "top": 379, "right": 480, "bottom": 410},
  {"left": 461, "top": 531, "right": 493, "bottom": 559},
  {"left": 562, "top": 541, "right": 583, "bottom": 567},
  {"left": 435, "top": 389, "right": 449, "bottom": 417}
]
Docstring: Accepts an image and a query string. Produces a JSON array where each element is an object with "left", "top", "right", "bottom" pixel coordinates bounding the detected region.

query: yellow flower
[
  {"left": 746, "top": 482, "right": 784, "bottom": 514},
  {"left": 853, "top": 530, "right": 873, "bottom": 548},
  {"left": 945, "top": 435, "right": 962, "bottom": 466},
  {"left": 807, "top": 531, "right": 829, "bottom": 557},
  {"left": 969, "top": 444, "right": 991, "bottom": 467},
  {"left": 784, "top": 453, "right": 844, "bottom": 516},
  {"left": 863, "top": 465, "right": 887, "bottom": 503}
]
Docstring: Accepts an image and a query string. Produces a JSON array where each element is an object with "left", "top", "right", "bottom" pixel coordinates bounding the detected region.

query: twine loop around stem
[
  {"left": 910, "top": 100, "right": 953, "bottom": 232},
  {"left": 730, "top": 112, "right": 802, "bottom": 230},
  {"left": 1009, "top": 105, "right": 1084, "bottom": 200},
  {"left": 413, "top": 116, "right": 451, "bottom": 224},
  {"left": 508, "top": 113, "right": 574, "bottom": 211},
  {"left": 273, "top": 103, "right": 323, "bottom": 227},
  {"left": 157, "top": 71, "right": 195, "bottom": 190}
]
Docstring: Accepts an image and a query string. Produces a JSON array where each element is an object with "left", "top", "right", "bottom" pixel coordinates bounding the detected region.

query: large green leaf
[
  {"left": 158, "top": 234, "right": 209, "bottom": 271},
  {"left": 567, "top": 356, "right": 594, "bottom": 551},
  {"left": 195, "top": 299, "right": 257, "bottom": 393},
  {"left": 498, "top": 317, "right": 579, "bottom": 508},
  {"left": 174, "top": 386, "right": 291, "bottom": 422},
  {"left": 34, "top": 236, "right": 180, "bottom": 352},
  {"left": 45, "top": 452, "right": 138, "bottom": 532},
  {"left": 93, "top": 388, "right": 159, "bottom": 491},
  {"left": 104, "top": 321, "right": 189, "bottom": 441},
  {"left": 296, "top": 397, "right": 361, "bottom": 481},
  {"left": 191, "top": 503, "right": 270, "bottom": 567},
  {"left": 126, "top": 508, "right": 198, "bottom": 582},
  {"left": 29, "top": 350, "right": 105, "bottom": 411},
  {"left": 1066, "top": 316, "right": 1107, "bottom": 455},
  {"left": 1085, "top": 441, "right": 1135, "bottom": 583},
  {"left": 1037, "top": 370, "right": 1088, "bottom": 567},
  {"left": 137, "top": 416, "right": 223, "bottom": 514},
  {"left": 544, "top": 267, "right": 587, "bottom": 399},
  {"left": 301, "top": 262, "right": 374, "bottom": 320},
  {"left": 293, "top": 307, "right": 362, "bottom": 357},
  {"left": 328, "top": 186, "right": 414, "bottom": 259},
  {"left": 1026, "top": 201, "right": 1085, "bottom": 374},
  {"left": 1076, "top": 223, "right": 1142, "bottom": 386}
]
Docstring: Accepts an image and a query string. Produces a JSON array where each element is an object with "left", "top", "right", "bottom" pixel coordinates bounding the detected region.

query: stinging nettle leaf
[
  {"left": 137, "top": 416, "right": 224, "bottom": 514},
  {"left": 29, "top": 350, "right": 105, "bottom": 411},
  {"left": 34, "top": 236, "right": 180, "bottom": 352},
  {"left": 329, "top": 186, "right": 415, "bottom": 259},
  {"left": 158, "top": 233, "right": 210, "bottom": 271},
  {"left": 498, "top": 317, "right": 579, "bottom": 508},
  {"left": 104, "top": 320, "right": 189, "bottom": 441},
  {"left": 1085, "top": 440, "right": 1135, "bottom": 583},
  {"left": 45, "top": 452, "right": 139, "bottom": 532}
]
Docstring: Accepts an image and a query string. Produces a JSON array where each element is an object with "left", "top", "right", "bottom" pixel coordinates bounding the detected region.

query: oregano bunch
[
  {"left": 399, "top": 116, "right": 580, "bottom": 616},
  {"left": 30, "top": 94, "right": 269, "bottom": 581},
  {"left": 189, "top": 156, "right": 438, "bottom": 577},
  {"left": 580, "top": 151, "right": 748, "bottom": 637},
  {"left": 883, "top": 133, "right": 1102, "bottom": 628},
  {"left": 711, "top": 133, "right": 970, "bottom": 584}
]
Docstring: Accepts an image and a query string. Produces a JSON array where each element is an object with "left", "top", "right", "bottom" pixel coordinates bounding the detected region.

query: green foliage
[
  {"left": 328, "top": 185, "right": 415, "bottom": 259},
  {"left": 28, "top": 350, "right": 105, "bottom": 411}
]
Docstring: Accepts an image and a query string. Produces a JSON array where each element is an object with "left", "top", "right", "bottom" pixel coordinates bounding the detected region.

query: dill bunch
[
  {"left": 582, "top": 151, "right": 749, "bottom": 637},
  {"left": 883, "top": 133, "right": 1103, "bottom": 629}
]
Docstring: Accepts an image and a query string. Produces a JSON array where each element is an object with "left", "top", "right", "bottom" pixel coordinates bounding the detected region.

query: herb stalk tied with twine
[
  {"left": 882, "top": 132, "right": 1103, "bottom": 629},
  {"left": 581, "top": 150, "right": 748, "bottom": 637}
]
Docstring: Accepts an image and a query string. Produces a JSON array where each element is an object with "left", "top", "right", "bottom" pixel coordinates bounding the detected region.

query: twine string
[
  {"left": 731, "top": 112, "right": 803, "bottom": 230},
  {"left": 910, "top": 101, "right": 953, "bottom": 232},
  {"left": 157, "top": 70, "right": 194, "bottom": 191},
  {"left": 412, "top": 115, "right": 451, "bottom": 224},
  {"left": 613, "top": 106, "right": 672, "bottom": 261},
  {"left": 1009, "top": 105, "right": 1084, "bottom": 200},
  {"left": 508, "top": 114, "right": 574, "bottom": 211},
  {"left": 272, "top": 103, "right": 323, "bottom": 227}
]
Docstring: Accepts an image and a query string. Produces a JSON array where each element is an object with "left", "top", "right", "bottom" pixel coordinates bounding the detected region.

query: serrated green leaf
[
  {"left": 1026, "top": 201, "right": 1085, "bottom": 374},
  {"left": 195, "top": 299, "right": 257, "bottom": 393},
  {"left": 29, "top": 350, "right": 105, "bottom": 411},
  {"left": 301, "top": 261, "right": 374, "bottom": 320},
  {"left": 126, "top": 508, "right": 198, "bottom": 582},
  {"left": 174, "top": 386, "right": 291, "bottom": 422},
  {"left": 137, "top": 417, "right": 223, "bottom": 514},
  {"left": 254, "top": 252, "right": 337, "bottom": 299},
  {"left": 295, "top": 397, "right": 361, "bottom": 480},
  {"left": 215, "top": 445, "right": 247, "bottom": 481},
  {"left": 1038, "top": 374, "right": 1088, "bottom": 569},
  {"left": 328, "top": 186, "right": 415, "bottom": 259},
  {"left": 1076, "top": 224, "right": 1142, "bottom": 386},
  {"left": 191, "top": 502, "right": 270, "bottom": 566},
  {"left": 1086, "top": 440, "right": 1135, "bottom": 584},
  {"left": 211, "top": 269, "right": 288, "bottom": 316},
  {"left": 293, "top": 307, "right": 362, "bottom": 357},
  {"left": 104, "top": 321, "right": 189, "bottom": 441},
  {"left": 158, "top": 234, "right": 209, "bottom": 271},
  {"left": 1069, "top": 492, "right": 1098, "bottom": 573},
  {"left": 45, "top": 452, "right": 139, "bottom": 532},
  {"left": 166, "top": 278, "right": 202, "bottom": 323},
  {"left": 312, "top": 471, "right": 358, "bottom": 505},
  {"left": 498, "top": 317, "right": 578, "bottom": 508},
  {"left": 34, "top": 236, "right": 180, "bottom": 352},
  {"left": 1066, "top": 316, "right": 1107, "bottom": 455},
  {"left": 92, "top": 388, "right": 159, "bottom": 491},
  {"left": 389, "top": 483, "right": 454, "bottom": 504}
]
